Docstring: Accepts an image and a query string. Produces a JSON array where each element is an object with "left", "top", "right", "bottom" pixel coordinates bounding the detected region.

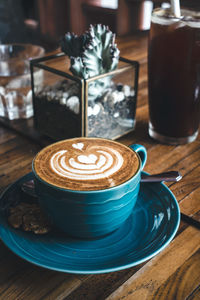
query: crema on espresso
[{"left": 33, "top": 138, "right": 139, "bottom": 191}]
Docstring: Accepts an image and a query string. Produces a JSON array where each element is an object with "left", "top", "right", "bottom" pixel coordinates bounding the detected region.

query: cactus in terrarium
[{"left": 61, "top": 24, "right": 120, "bottom": 102}]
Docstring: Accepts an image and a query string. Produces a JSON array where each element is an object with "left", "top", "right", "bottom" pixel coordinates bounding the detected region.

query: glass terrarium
[{"left": 30, "top": 53, "right": 139, "bottom": 140}]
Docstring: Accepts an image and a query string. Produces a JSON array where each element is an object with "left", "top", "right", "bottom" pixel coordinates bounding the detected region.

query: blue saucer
[{"left": 0, "top": 172, "right": 180, "bottom": 274}]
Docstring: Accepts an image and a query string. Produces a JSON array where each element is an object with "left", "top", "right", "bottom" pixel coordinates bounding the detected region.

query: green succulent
[
  {"left": 61, "top": 24, "right": 120, "bottom": 103},
  {"left": 61, "top": 24, "right": 120, "bottom": 79}
]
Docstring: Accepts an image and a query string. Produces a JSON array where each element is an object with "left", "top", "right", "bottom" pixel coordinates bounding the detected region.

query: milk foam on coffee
[{"left": 34, "top": 138, "right": 139, "bottom": 191}]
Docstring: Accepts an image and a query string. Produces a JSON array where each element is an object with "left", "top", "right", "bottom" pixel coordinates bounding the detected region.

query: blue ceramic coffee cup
[{"left": 32, "top": 143, "right": 147, "bottom": 239}]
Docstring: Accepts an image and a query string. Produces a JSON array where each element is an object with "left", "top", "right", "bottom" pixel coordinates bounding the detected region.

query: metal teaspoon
[{"left": 141, "top": 171, "right": 182, "bottom": 182}]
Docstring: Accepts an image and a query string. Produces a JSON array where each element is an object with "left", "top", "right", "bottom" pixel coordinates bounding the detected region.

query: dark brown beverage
[
  {"left": 34, "top": 137, "right": 139, "bottom": 191},
  {"left": 148, "top": 8, "right": 200, "bottom": 144}
]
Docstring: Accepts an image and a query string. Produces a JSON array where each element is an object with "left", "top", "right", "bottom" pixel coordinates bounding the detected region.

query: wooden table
[{"left": 0, "top": 33, "right": 200, "bottom": 300}]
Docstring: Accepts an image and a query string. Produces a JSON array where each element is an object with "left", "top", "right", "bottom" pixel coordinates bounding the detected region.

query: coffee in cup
[
  {"left": 34, "top": 138, "right": 140, "bottom": 191},
  {"left": 32, "top": 138, "right": 147, "bottom": 238}
]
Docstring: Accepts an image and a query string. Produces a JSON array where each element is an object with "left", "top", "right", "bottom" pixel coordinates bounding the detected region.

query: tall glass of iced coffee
[{"left": 148, "top": 7, "right": 200, "bottom": 144}]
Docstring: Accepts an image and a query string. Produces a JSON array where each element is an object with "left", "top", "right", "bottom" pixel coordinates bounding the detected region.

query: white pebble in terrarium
[{"left": 66, "top": 96, "right": 80, "bottom": 114}]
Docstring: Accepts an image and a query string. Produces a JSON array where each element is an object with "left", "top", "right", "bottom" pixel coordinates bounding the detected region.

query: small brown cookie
[
  {"left": 22, "top": 209, "right": 51, "bottom": 234},
  {"left": 8, "top": 202, "right": 51, "bottom": 234}
]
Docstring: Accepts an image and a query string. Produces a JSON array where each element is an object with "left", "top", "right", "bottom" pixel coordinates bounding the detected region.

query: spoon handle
[{"left": 141, "top": 171, "right": 182, "bottom": 182}]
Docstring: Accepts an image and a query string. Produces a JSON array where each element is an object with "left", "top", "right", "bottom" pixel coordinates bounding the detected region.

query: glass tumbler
[
  {"left": 148, "top": 7, "right": 200, "bottom": 144},
  {"left": 0, "top": 44, "right": 44, "bottom": 120}
]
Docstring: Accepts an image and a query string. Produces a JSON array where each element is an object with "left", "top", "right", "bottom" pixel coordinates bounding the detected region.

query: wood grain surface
[{"left": 0, "top": 33, "right": 200, "bottom": 300}]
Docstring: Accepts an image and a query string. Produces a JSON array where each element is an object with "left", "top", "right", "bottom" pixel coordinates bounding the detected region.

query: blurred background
[{"left": 1, "top": 0, "right": 200, "bottom": 52}]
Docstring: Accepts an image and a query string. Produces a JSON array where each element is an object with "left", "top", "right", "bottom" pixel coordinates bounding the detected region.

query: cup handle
[{"left": 129, "top": 144, "right": 147, "bottom": 170}]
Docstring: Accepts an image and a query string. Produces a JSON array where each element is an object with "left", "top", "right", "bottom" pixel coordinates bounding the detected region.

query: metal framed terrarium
[{"left": 30, "top": 25, "right": 139, "bottom": 140}]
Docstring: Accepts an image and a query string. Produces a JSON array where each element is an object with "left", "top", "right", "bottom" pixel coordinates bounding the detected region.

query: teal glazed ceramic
[
  {"left": 32, "top": 144, "right": 147, "bottom": 239},
  {"left": 0, "top": 172, "right": 180, "bottom": 274}
]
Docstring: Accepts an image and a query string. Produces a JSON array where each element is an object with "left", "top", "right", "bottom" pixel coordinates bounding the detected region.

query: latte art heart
[{"left": 50, "top": 147, "right": 123, "bottom": 180}]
